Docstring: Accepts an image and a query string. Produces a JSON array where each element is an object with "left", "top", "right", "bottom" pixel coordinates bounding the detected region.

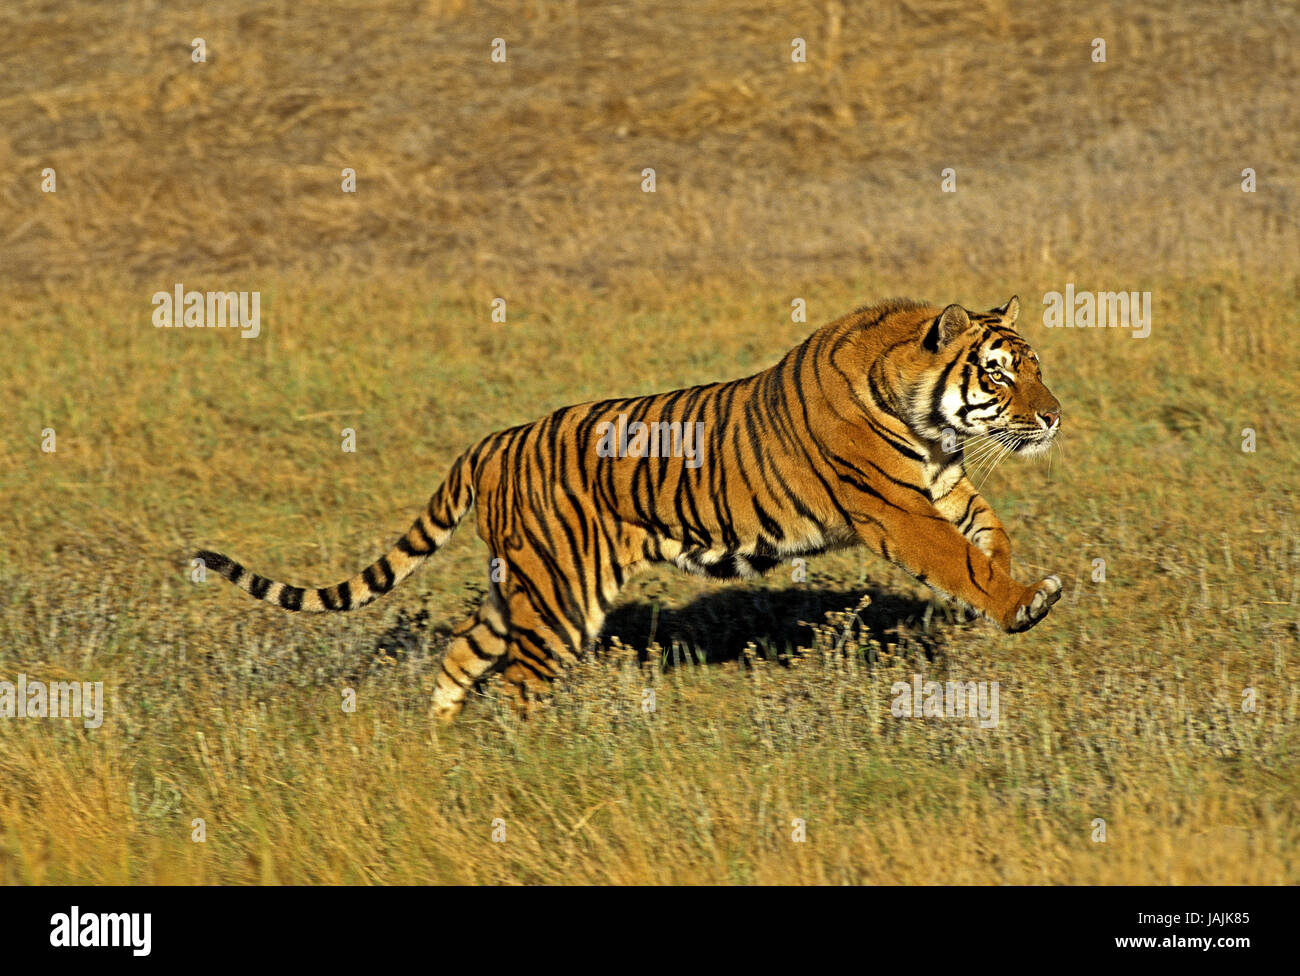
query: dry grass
[
  {"left": 1, "top": 0, "right": 1296, "bottom": 291},
  {"left": 0, "top": 0, "right": 1297, "bottom": 884},
  {"left": 1, "top": 272, "right": 1297, "bottom": 884}
]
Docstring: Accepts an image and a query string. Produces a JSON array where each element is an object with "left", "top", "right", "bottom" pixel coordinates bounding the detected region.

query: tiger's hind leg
[
  {"left": 430, "top": 586, "right": 510, "bottom": 723},
  {"left": 496, "top": 539, "right": 635, "bottom": 718},
  {"left": 496, "top": 579, "right": 591, "bottom": 719}
]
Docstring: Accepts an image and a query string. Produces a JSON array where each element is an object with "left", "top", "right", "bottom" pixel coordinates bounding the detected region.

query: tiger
[{"left": 197, "top": 295, "right": 1063, "bottom": 722}]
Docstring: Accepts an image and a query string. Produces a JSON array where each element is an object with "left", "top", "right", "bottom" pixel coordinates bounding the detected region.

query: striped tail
[{"left": 196, "top": 454, "right": 474, "bottom": 613}]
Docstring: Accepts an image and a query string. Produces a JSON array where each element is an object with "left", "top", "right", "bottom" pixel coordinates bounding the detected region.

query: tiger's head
[{"left": 911, "top": 296, "right": 1061, "bottom": 458}]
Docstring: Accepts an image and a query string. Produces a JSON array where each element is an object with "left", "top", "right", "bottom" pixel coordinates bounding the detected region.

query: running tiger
[{"left": 197, "top": 296, "right": 1063, "bottom": 721}]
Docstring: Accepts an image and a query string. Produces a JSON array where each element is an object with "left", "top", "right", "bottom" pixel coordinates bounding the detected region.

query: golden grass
[
  {"left": 1, "top": 0, "right": 1296, "bottom": 292},
  {"left": 0, "top": 272, "right": 1297, "bottom": 884}
]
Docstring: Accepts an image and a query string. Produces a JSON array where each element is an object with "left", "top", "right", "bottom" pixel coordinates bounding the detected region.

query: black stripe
[
  {"left": 464, "top": 632, "right": 498, "bottom": 662},
  {"left": 507, "top": 645, "right": 556, "bottom": 682},
  {"left": 703, "top": 553, "right": 740, "bottom": 579},
  {"left": 414, "top": 519, "right": 437, "bottom": 551},
  {"left": 249, "top": 575, "right": 271, "bottom": 599},
  {"left": 955, "top": 495, "right": 979, "bottom": 531},
  {"left": 279, "top": 585, "right": 304, "bottom": 611},
  {"left": 921, "top": 315, "right": 943, "bottom": 353},
  {"left": 965, "top": 548, "right": 988, "bottom": 594},
  {"left": 512, "top": 625, "right": 568, "bottom": 666},
  {"left": 439, "top": 664, "right": 473, "bottom": 690},
  {"left": 927, "top": 357, "right": 961, "bottom": 431},
  {"left": 195, "top": 550, "right": 230, "bottom": 576},
  {"left": 363, "top": 557, "right": 396, "bottom": 594}
]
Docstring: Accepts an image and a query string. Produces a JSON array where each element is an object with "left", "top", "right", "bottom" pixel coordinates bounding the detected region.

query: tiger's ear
[
  {"left": 993, "top": 295, "right": 1021, "bottom": 324},
  {"left": 933, "top": 303, "right": 972, "bottom": 347}
]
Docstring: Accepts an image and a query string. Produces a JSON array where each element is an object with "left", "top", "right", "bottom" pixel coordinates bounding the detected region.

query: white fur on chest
[{"left": 923, "top": 455, "right": 964, "bottom": 501}]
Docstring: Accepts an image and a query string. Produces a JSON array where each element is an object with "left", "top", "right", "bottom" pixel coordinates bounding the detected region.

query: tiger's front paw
[{"left": 1005, "top": 575, "right": 1061, "bottom": 633}]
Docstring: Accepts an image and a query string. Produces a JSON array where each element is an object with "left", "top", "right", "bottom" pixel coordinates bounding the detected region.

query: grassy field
[
  {"left": 0, "top": 0, "right": 1297, "bottom": 884},
  {"left": 1, "top": 272, "right": 1296, "bottom": 884}
]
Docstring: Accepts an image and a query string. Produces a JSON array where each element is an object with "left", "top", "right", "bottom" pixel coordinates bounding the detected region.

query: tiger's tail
[{"left": 195, "top": 452, "right": 475, "bottom": 613}]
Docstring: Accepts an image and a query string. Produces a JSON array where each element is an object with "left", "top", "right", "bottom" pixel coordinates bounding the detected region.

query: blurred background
[{"left": 2, "top": 0, "right": 1295, "bottom": 292}]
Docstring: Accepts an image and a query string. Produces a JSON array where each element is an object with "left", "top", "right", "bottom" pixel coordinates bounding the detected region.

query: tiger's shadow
[
  {"left": 369, "top": 585, "right": 946, "bottom": 684},
  {"left": 597, "top": 584, "right": 942, "bottom": 668}
]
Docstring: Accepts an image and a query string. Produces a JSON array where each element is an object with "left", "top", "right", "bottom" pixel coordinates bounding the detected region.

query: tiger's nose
[{"left": 1038, "top": 408, "right": 1061, "bottom": 430}]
